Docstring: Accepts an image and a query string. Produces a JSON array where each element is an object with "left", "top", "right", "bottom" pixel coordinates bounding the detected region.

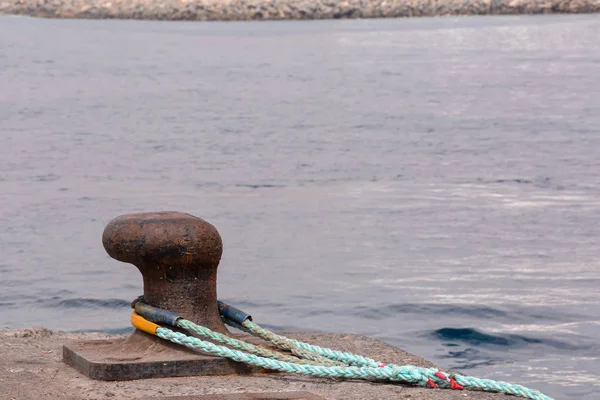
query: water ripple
[
  {"left": 39, "top": 297, "right": 131, "bottom": 309},
  {"left": 428, "top": 327, "right": 583, "bottom": 350},
  {"left": 354, "top": 303, "right": 509, "bottom": 320}
]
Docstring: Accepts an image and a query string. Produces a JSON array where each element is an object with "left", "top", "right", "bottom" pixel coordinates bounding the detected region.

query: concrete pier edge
[
  {"left": 1, "top": 0, "right": 599, "bottom": 21},
  {"left": 1, "top": 327, "right": 516, "bottom": 399}
]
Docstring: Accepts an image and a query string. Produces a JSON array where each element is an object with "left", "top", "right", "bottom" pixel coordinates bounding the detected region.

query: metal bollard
[
  {"left": 63, "top": 211, "right": 258, "bottom": 380},
  {"left": 60, "top": 211, "right": 366, "bottom": 399},
  {"left": 102, "top": 211, "right": 228, "bottom": 334}
]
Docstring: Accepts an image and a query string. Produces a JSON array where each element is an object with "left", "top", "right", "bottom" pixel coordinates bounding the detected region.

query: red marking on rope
[
  {"left": 378, "top": 363, "right": 387, "bottom": 368},
  {"left": 434, "top": 371, "right": 447, "bottom": 380},
  {"left": 450, "top": 378, "right": 464, "bottom": 390},
  {"left": 427, "top": 377, "right": 439, "bottom": 389}
]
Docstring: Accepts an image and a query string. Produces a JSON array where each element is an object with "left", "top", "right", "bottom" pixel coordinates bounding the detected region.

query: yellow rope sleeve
[{"left": 130, "top": 311, "right": 159, "bottom": 336}]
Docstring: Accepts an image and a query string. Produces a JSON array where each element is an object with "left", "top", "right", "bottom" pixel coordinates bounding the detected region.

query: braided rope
[
  {"left": 153, "top": 323, "right": 553, "bottom": 400},
  {"left": 223, "top": 319, "right": 346, "bottom": 366},
  {"left": 231, "top": 319, "right": 380, "bottom": 368},
  {"left": 225, "top": 319, "right": 554, "bottom": 400},
  {"left": 158, "top": 327, "right": 430, "bottom": 384},
  {"left": 178, "top": 319, "right": 342, "bottom": 366},
  {"left": 453, "top": 375, "right": 549, "bottom": 398}
]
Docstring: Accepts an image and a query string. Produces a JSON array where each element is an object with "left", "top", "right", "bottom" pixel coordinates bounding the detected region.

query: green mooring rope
[
  {"left": 225, "top": 318, "right": 382, "bottom": 368},
  {"left": 231, "top": 319, "right": 553, "bottom": 399},
  {"left": 131, "top": 300, "right": 555, "bottom": 400},
  {"left": 177, "top": 319, "right": 342, "bottom": 366}
]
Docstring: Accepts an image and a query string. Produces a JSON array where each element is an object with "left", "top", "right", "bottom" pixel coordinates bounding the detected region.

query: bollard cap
[{"left": 102, "top": 211, "right": 223, "bottom": 274}]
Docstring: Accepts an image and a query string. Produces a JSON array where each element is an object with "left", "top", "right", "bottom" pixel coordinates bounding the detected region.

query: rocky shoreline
[{"left": 1, "top": 0, "right": 599, "bottom": 21}]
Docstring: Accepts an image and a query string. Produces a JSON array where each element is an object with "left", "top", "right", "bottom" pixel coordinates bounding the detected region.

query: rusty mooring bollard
[
  {"left": 102, "top": 211, "right": 228, "bottom": 334},
  {"left": 63, "top": 211, "right": 258, "bottom": 380}
]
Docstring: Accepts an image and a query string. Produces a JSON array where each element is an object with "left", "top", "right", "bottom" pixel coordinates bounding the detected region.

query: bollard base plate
[{"left": 63, "top": 329, "right": 268, "bottom": 381}]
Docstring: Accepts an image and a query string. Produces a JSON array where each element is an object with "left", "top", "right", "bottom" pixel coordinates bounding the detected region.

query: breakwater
[{"left": 1, "top": 0, "right": 599, "bottom": 20}]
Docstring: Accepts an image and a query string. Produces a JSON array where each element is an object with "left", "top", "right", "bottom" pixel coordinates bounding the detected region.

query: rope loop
[{"left": 130, "top": 298, "right": 555, "bottom": 400}]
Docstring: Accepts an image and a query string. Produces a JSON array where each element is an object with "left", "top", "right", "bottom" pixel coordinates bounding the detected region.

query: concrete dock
[{"left": 1, "top": 327, "right": 523, "bottom": 400}]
